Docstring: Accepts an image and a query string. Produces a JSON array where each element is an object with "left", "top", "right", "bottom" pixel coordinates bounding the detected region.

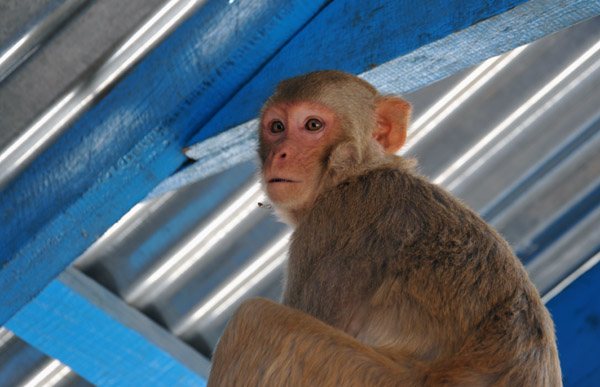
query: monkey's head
[{"left": 258, "top": 70, "right": 411, "bottom": 225}]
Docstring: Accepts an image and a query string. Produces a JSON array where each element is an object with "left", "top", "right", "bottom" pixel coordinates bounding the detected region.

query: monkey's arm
[{"left": 208, "top": 298, "right": 406, "bottom": 386}]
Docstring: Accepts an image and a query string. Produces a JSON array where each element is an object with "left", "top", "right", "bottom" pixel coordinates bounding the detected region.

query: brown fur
[{"left": 208, "top": 70, "right": 562, "bottom": 386}]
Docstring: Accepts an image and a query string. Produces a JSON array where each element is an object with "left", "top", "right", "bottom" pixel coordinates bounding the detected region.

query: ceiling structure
[{"left": 1, "top": 1, "right": 599, "bottom": 386}]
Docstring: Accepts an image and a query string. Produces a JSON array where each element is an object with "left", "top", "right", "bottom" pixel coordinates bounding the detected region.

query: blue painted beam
[
  {"left": 546, "top": 253, "right": 600, "bottom": 386},
  {"left": 6, "top": 268, "right": 209, "bottom": 386},
  {"left": 189, "top": 0, "right": 600, "bottom": 146},
  {"left": 0, "top": 0, "right": 328, "bottom": 325}
]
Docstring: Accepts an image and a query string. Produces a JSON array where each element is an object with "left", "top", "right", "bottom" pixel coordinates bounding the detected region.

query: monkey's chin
[{"left": 266, "top": 184, "right": 313, "bottom": 219}]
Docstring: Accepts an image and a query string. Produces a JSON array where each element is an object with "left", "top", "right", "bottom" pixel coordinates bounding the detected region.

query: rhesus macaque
[{"left": 208, "top": 70, "right": 561, "bottom": 386}]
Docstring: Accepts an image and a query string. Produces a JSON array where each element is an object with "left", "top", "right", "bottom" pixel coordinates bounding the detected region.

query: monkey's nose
[
  {"left": 271, "top": 145, "right": 287, "bottom": 160},
  {"left": 272, "top": 149, "right": 286, "bottom": 159}
]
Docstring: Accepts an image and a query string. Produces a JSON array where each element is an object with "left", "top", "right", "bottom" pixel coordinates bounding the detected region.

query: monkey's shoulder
[{"left": 306, "top": 164, "right": 514, "bottom": 264}]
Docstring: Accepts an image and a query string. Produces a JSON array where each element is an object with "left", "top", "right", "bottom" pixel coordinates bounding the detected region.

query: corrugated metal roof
[{"left": 0, "top": 0, "right": 598, "bottom": 384}]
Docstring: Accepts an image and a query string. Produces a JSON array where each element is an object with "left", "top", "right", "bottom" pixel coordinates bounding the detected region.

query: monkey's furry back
[{"left": 283, "top": 157, "right": 561, "bottom": 386}]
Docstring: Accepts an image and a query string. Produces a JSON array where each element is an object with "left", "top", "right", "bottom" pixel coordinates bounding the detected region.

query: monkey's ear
[{"left": 373, "top": 97, "right": 411, "bottom": 154}]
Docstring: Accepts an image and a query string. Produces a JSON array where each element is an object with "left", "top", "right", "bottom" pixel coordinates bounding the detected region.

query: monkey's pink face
[{"left": 261, "top": 101, "right": 340, "bottom": 213}]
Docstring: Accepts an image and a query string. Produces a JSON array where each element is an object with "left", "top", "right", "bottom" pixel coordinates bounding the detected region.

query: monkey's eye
[
  {"left": 270, "top": 121, "right": 285, "bottom": 133},
  {"left": 305, "top": 118, "right": 323, "bottom": 131}
]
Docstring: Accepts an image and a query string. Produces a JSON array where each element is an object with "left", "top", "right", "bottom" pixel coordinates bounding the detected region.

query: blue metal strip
[
  {"left": 6, "top": 268, "right": 209, "bottom": 386},
  {"left": 546, "top": 255, "right": 600, "bottom": 386},
  {"left": 0, "top": 0, "right": 328, "bottom": 325}
]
